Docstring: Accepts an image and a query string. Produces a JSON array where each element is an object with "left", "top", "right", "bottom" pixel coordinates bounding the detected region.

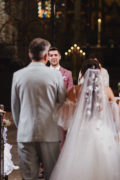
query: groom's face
[{"left": 48, "top": 50, "right": 61, "bottom": 67}]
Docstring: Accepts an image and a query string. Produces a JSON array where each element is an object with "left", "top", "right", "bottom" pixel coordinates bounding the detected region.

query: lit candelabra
[
  {"left": 64, "top": 44, "right": 86, "bottom": 83},
  {"left": 65, "top": 44, "right": 86, "bottom": 57}
]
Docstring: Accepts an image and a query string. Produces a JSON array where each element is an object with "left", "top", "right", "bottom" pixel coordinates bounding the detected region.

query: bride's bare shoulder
[{"left": 105, "top": 86, "right": 115, "bottom": 101}]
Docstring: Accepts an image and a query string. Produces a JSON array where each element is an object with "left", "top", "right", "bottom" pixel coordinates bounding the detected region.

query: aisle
[
  {"left": 7, "top": 125, "right": 21, "bottom": 180},
  {"left": 7, "top": 125, "right": 44, "bottom": 180}
]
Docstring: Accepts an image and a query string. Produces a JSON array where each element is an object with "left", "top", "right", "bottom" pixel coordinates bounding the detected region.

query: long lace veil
[
  {"left": 69, "top": 69, "right": 119, "bottom": 136},
  {"left": 56, "top": 68, "right": 119, "bottom": 138}
]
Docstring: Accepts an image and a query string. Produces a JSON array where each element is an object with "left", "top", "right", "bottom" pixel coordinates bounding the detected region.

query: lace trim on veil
[{"left": 54, "top": 69, "right": 119, "bottom": 138}]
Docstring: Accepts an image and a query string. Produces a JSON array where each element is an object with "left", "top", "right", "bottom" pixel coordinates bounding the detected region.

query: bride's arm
[
  {"left": 67, "top": 85, "right": 81, "bottom": 103},
  {"left": 106, "top": 87, "right": 120, "bottom": 137},
  {"left": 54, "top": 85, "right": 81, "bottom": 130},
  {"left": 105, "top": 86, "right": 115, "bottom": 102}
]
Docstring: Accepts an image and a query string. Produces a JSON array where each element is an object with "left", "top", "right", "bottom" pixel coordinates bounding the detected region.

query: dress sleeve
[{"left": 53, "top": 86, "right": 80, "bottom": 130}]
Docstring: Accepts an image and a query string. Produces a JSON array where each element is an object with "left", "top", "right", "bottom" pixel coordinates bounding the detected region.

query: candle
[
  {"left": 68, "top": 49, "right": 71, "bottom": 55},
  {"left": 83, "top": 52, "right": 86, "bottom": 56},
  {"left": 98, "top": 18, "right": 101, "bottom": 32},
  {"left": 74, "top": 44, "right": 77, "bottom": 48}
]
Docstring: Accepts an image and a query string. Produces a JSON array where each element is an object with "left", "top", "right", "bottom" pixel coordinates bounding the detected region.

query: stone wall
[
  {"left": 0, "top": 0, "right": 19, "bottom": 60},
  {"left": 0, "top": 0, "right": 38, "bottom": 64}
]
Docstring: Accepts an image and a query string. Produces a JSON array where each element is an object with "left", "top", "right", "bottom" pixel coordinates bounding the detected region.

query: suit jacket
[
  {"left": 11, "top": 62, "right": 66, "bottom": 142},
  {"left": 59, "top": 67, "right": 73, "bottom": 91}
]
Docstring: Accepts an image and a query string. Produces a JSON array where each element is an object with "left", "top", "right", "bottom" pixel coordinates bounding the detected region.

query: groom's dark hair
[
  {"left": 49, "top": 47, "right": 61, "bottom": 55},
  {"left": 81, "top": 59, "right": 100, "bottom": 77}
]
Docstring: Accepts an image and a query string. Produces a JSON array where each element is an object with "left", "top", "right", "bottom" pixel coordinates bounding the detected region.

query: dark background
[{"left": 0, "top": 0, "right": 120, "bottom": 111}]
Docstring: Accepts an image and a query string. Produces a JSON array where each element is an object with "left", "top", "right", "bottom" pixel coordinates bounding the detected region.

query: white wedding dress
[{"left": 50, "top": 69, "right": 120, "bottom": 180}]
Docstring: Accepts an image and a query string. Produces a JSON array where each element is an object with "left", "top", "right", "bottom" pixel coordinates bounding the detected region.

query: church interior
[
  {"left": 0, "top": 0, "right": 120, "bottom": 179},
  {"left": 0, "top": 0, "right": 120, "bottom": 110}
]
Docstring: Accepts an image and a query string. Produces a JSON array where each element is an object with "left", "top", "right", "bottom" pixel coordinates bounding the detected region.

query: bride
[{"left": 50, "top": 59, "right": 120, "bottom": 180}]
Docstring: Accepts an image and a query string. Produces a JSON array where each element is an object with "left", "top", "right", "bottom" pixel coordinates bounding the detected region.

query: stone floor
[{"left": 6, "top": 125, "right": 44, "bottom": 180}]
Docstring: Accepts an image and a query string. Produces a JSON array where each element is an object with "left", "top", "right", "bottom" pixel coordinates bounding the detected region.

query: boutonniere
[{"left": 63, "top": 76, "right": 67, "bottom": 80}]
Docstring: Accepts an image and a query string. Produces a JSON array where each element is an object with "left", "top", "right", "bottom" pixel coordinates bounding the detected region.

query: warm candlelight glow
[
  {"left": 74, "top": 44, "right": 77, "bottom": 47},
  {"left": 64, "top": 44, "right": 86, "bottom": 57},
  {"left": 98, "top": 18, "right": 101, "bottom": 23},
  {"left": 98, "top": 18, "right": 102, "bottom": 32}
]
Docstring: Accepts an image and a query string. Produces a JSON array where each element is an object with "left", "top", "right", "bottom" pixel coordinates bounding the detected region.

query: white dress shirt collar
[{"left": 50, "top": 65, "right": 60, "bottom": 70}]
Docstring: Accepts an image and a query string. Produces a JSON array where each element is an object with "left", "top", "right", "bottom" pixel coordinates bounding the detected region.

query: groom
[
  {"left": 48, "top": 47, "right": 73, "bottom": 91},
  {"left": 11, "top": 38, "right": 66, "bottom": 180},
  {"left": 48, "top": 47, "right": 73, "bottom": 148}
]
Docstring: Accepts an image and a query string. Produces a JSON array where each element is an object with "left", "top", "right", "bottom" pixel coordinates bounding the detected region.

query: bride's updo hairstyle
[{"left": 81, "top": 59, "right": 100, "bottom": 77}]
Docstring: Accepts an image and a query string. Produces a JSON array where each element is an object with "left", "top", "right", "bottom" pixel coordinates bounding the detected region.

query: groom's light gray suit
[{"left": 11, "top": 62, "right": 66, "bottom": 180}]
